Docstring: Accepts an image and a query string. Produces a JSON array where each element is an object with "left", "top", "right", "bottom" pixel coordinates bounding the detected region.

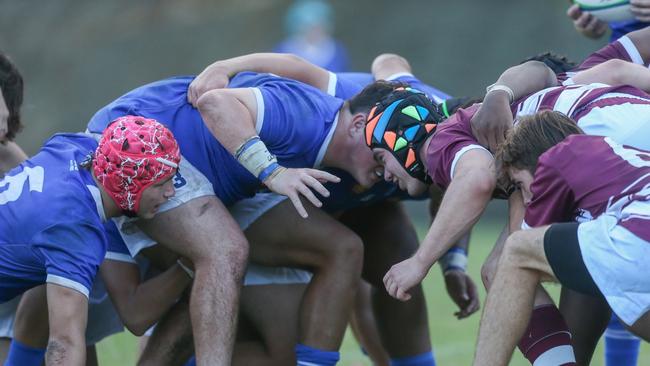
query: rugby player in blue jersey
[
  {"left": 183, "top": 52, "right": 481, "bottom": 366},
  {"left": 0, "top": 115, "right": 180, "bottom": 365}
]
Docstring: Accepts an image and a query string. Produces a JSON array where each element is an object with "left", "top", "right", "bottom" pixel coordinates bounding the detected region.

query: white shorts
[
  {"left": 578, "top": 209, "right": 650, "bottom": 325},
  {"left": 0, "top": 276, "right": 123, "bottom": 345},
  {"left": 113, "top": 156, "right": 215, "bottom": 257}
]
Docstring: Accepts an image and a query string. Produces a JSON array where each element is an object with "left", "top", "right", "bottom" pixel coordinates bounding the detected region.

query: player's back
[
  {"left": 538, "top": 135, "right": 650, "bottom": 237},
  {"left": 0, "top": 133, "right": 102, "bottom": 244}
]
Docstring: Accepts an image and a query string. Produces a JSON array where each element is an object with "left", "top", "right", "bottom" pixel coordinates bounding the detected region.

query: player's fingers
[
  {"left": 383, "top": 270, "right": 393, "bottom": 288},
  {"left": 566, "top": 4, "right": 582, "bottom": 19},
  {"left": 302, "top": 174, "right": 330, "bottom": 197},
  {"left": 386, "top": 279, "right": 399, "bottom": 299},
  {"left": 632, "top": 4, "right": 650, "bottom": 15},
  {"left": 307, "top": 169, "right": 340, "bottom": 183},
  {"left": 575, "top": 12, "right": 593, "bottom": 28},
  {"left": 487, "top": 133, "right": 499, "bottom": 153},
  {"left": 288, "top": 193, "right": 308, "bottom": 218},
  {"left": 584, "top": 13, "right": 602, "bottom": 32},
  {"left": 297, "top": 184, "right": 322, "bottom": 208},
  {"left": 396, "top": 287, "right": 411, "bottom": 302}
]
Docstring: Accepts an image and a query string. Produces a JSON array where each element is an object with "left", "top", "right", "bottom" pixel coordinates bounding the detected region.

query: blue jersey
[
  {"left": 319, "top": 73, "right": 451, "bottom": 213},
  {"left": 87, "top": 73, "right": 343, "bottom": 206},
  {"left": 0, "top": 134, "right": 108, "bottom": 302},
  {"left": 610, "top": 20, "right": 649, "bottom": 42},
  {"left": 334, "top": 72, "right": 451, "bottom": 103}
]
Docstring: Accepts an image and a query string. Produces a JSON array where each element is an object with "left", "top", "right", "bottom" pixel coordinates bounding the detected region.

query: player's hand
[
  {"left": 470, "top": 91, "right": 513, "bottom": 153},
  {"left": 631, "top": 0, "right": 650, "bottom": 22},
  {"left": 444, "top": 269, "right": 480, "bottom": 319},
  {"left": 383, "top": 256, "right": 430, "bottom": 301},
  {"left": 263, "top": 167, "right": 340, "bottom": 218},
  {"left": 567, "top": 4, "right": 608, "bottom": 39},
  {"left": 188, "top": 63, "right": 231, "bottom": 106}
]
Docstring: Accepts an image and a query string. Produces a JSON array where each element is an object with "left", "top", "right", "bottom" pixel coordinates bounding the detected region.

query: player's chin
[{"left": 407, "top": 182, "right": 428, "bottom": 196}]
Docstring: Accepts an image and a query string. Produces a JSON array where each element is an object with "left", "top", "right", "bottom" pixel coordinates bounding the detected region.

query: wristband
[
  {"left": 486, "top": 83, "right": 514, "bottom": 104},
  {"left": 177, "top": 259, "right": 194, "bottom": 279},
  {"left": 439, "top": 247, "right": 468, "bottom": 274},
  {"left": 234, "top": 136, "right": 280, "bottom": 181}
]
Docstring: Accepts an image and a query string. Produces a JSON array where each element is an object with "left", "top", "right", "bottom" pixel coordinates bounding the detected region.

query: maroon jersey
[
  {"left": 558, "top": 36, "right": 639, "bottom": 84},
  {"left": 523, "top": 135, "right": 650, "bottom": 243}
]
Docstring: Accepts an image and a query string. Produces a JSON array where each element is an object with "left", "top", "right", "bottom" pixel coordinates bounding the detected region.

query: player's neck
[{"left": 321, "top": 107, "right": 353, "bottom": 170}]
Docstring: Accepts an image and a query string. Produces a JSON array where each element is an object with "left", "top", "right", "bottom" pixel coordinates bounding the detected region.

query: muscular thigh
[
  {"left": 338, "top": 201, "right": 419, "bottom": 285},
  {"left": 137, "top": 195, "right": 246, "bottom": 260},
  {"left": 240, "top": 284, "right": 306, "bottom": 348},
  {"left": 244, "top": 199, "right": 360, "bottom": 267}
]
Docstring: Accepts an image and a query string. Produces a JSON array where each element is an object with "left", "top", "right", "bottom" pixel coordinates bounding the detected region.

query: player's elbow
[
  {"left": 598, "top": 59, "right": 634, "bottom": 85},
  {"left": 196, "top": 90, "right": 228, "bottom": 118},
  {"left": 518, "top": 60, "right": 557, "bottom": 88},
  {"left": 469, "top": 169, "right": 497, "bottom": 198}
]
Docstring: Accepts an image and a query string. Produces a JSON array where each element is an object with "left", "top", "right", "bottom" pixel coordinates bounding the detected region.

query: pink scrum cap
[{"left": 93, "top": 115, "right": 181, "bottom": 213}]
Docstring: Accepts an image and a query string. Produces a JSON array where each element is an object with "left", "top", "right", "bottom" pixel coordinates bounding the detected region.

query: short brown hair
[
  {"left": 496, "top": 110, "right": 583, "bottom": 180},
  {"left": 348, "top": 80, "right": 408, "bottom": 115}
]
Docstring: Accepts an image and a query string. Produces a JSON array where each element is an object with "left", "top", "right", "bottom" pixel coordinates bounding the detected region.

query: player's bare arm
[
  {"left": 45, "top": 284, "right": 88, "bottom": 366},
  {"left": 196, "top": 88, "right": 340, "bottom": 217},
  {"left": 188, "top": 53, "right": 330, "bottom": 104},
  {"left": 471, "top": 60, "right": 557, "bottom": 152},
  {"left": 100, "top": 258, "right": 192, "bottom": 336},
  {"left": 383, "top": 149, "right": 495, "bottom": 301},
  {"left": 428, "top": 186, "right": 480, "bottom": 318}
]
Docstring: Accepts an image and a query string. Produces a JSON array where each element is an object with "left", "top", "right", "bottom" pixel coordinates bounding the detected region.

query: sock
[
  {"left": 4, "top": 339, "right": 46, "bottom": 366},
  {"left": 390, "top": 350, "right": 436, "bottom": 366},
  {"left": 295, "top": 343, "right": 340, "bottom": 366},
  {"left": 183, "top": 356, "right": 196, "bottom": 366},
  {"left": 605, "top": 314, "right": 640, "bottom": 366},
  {"left": 517, "top": 305, "right": 576, "bottom": 366}
]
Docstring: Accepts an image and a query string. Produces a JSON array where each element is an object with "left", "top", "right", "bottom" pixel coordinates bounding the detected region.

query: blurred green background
[{"left": 2, "top": 0, "right": 607, "bottom": 155}]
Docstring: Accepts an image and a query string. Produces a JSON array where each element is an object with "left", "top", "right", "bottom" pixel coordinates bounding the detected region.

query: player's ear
[{"left": 349, "top": 113, "right": 367, "bottom": 137}]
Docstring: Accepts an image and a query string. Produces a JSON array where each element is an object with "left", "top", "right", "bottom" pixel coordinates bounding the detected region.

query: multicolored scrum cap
[
  {"left": 365, "top": 87, "right": 444, "bottom": 182},
  {"left": 93, "top": 115, "right": 181, "bottom": 214}
]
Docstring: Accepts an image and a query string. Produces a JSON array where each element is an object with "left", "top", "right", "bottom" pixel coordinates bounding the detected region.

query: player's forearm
[
  {"left": 119, "top": 264, "right": 191, "bottom": 336},
  {"left": 45, "top": 335, "right": 85, "bottom": 366},
  {"left": 492, "top": 61, "right": 558, "bottom": 100},
  {"left": 415, "top": 171, "right": 494, "bottom": 267},
  {"left": 210, "top": 53, "right": 327, "bottom": 90}
]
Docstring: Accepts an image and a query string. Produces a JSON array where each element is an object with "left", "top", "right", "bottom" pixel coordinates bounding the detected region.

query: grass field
[{"left": 97, "top": 201, "right": 649, "bottom": 365}]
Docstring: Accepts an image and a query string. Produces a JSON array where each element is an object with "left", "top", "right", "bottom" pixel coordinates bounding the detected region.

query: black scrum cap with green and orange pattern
[{"left": 365, "top": 87, "right": 444, "bottom": 183}]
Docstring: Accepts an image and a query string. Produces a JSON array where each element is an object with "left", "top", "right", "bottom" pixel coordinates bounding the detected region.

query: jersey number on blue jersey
[
  {"left": 0, "top": 166, "right": 45, "bottom": 204},
  {"left": 172, "top": 171, "right": 187, "bottom": 189}
]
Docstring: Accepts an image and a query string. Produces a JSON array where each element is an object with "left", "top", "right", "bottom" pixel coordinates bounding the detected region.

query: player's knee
[
  {"left": 480, "top": 259, "right": 497, "bottom": 289},
  {"left": 501, "top": 231, "right": 530, "bottom": 265},
  {"left": 328, "top": 232, "right": 364, "bottom": 270}
]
